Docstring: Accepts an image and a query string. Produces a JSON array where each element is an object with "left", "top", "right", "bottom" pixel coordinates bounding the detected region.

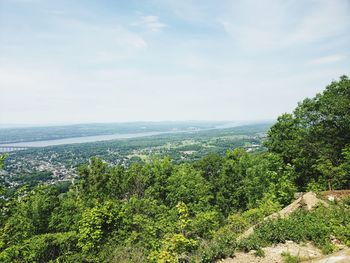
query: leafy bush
[
  {"left": 193, "top": 226, "right": 237, "bottom": 263},
  {"left": 281, "top": 251, "right": 301, "bottom": 263},
  {"left": 104, "top": 244, "right": 148, "bottom": 263},
  {"left": 240, "top": 203, "right": 350, "bottom": 254},
  {"left": 78, "top": 201, "right": 122, "bottom": 254},
  {"left": 0, "top": 232, "right": 79, "bottom": 262},
  {"left": 255, "top": 248, "right": 265, "bottom": 257},
  {"left": 149, "top": 233, "right": 197, "bottom": 263},
  {"left": 191, "top": 210, "right": 221, "bottom": 239},
  {"left": 242, "top": 194, "right": 281, "bottom": 225},
  {"left": 238, "top": 235, "right": 263, "bottom": 252},
  {"left": 225, "top": 213, "right": 249, "bottom": 234}
]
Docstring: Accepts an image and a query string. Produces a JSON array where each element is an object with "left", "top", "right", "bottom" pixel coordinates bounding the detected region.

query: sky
[{"left": 0, "top": 0, "right": 349, "bottom": 125}]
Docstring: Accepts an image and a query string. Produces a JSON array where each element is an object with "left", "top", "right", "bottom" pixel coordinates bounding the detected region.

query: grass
[{"left": 281, "top": 251, "right": 301, "bottom": 263}]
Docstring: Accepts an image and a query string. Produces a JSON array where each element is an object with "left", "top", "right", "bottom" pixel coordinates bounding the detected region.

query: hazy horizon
[
  {"left": 1, "top": 0, "right": 349, "bottom": 124},
  {"left": 0, "top": 119, "right": 274, "bottom": 129}
]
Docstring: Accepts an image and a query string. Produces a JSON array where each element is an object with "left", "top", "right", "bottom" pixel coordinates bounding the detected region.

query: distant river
[
  {"left": 0, "top": 131, "right": 175, "bottom": 148},
  {"left": 0, "top": 122, "right": 244, "bottom": 149}
]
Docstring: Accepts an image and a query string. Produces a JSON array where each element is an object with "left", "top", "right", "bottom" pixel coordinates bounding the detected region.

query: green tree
[
  {"left": 144, "top": 157, "right": 173, "bottom": 202},
  {"left": 78, "top": 201, "right": 122, "bottom": 254},
  {"left": 77, "top": 157, "right": 128, "bottom": 202},
  {"left": 266, "top": 76, "right": 350, "bottom": 190},
  {"left": 244, "top": 153, "right": 296, "bottom": 207},
  {"left": 149, "top": 202, "right": 197, "bottom": 263},
  {"left": 49, "top": 190, "right": 83, "bottom": 232},
  {"left": 166, "top": 164, "right": 212, "bottom": 212},
  {"left": 215, "top": 149, "right": 252, "bottom": 214},
  {"left": 0, "top": 155, "right": 5, "bottom": 169}
]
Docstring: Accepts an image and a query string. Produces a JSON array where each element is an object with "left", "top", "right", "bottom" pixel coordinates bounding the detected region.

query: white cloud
[
  {"left": 1, "top": 0, "right": 349, "bottom": 124},
  {"left": 287, "top": 1, "right": 350, "bottom": 45},
  {"left": 133, "top": 15, "right": 167, "bottom": 32},
  {"left": 112, "top": 27, "right": 148, "bottom": 48},
  {"left": 220, "top": 0, "right": 350, "bottom": 51},
  {"left": 309, "top": 55, "right": 346, "bottom": 65},
  {"left": 44, "top": 17, "right": 148, "bottom": 64}
]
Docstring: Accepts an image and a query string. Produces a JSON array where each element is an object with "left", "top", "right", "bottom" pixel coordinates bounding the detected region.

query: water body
[
  {"left": 0, "top": 122, "right": 245, "bottom": 148},
  {"left": 0, "top": 131, "right": 174, "bottom": 148}
]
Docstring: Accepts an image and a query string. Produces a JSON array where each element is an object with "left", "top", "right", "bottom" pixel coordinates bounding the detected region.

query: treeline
[{"left": 0, "top": 76, "right": 349, "bottom": 262}]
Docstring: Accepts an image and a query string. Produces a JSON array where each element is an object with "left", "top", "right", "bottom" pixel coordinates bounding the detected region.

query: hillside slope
[{"left": 222, "top": 192, "right": 350, "bottom": 263}]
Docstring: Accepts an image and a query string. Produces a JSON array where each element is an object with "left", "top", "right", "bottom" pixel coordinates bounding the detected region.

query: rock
[{"left": 328, "top": 195, "right": 336, "bottom": 201}]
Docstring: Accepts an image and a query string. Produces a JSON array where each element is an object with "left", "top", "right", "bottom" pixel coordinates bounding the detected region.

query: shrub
[
  {"left": 240, "top": 203, "right": 350, "bottom": 254},
  {"left": 0, "top": 232, "right": 79, "bottom": 262},
  {"left": 281, "top": 251, "right": 301, "bottom": 263},
  {"left": 242, "top": 195, "right": 281, "bottom": 225},
  {"left": 238, "top": 235, "right": 263, "bottom": 252},
  {"left": 225, "top": 213, "right": 249, "bottom": 234},
  {"left": 191, "top": 210, "right": 221, "bottom": 239},
  {"left": 103, "top": 245, "right": 148, "bottom": 263},
  {"left": 149, "top": 233, "right": 197, "bottom": 263},
  {"left": 193, "top": 226, "right": 237, "bottom": 263},
  {"left": 255, "top": 248, "right": 265, "bottom": 257}
]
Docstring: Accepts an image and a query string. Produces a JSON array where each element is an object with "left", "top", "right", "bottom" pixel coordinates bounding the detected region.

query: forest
[{"left": 0, "top": 76, "right": 349, "bottom": 262}]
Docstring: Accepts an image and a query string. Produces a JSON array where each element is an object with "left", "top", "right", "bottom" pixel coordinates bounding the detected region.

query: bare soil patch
[{"left": 220, "top": 241, "right": 322, "bottom": 263}]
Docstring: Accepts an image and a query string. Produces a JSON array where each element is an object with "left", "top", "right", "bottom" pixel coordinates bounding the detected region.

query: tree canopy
[{"left": 265, "top": 75, "right": 350, "bottom": 190}]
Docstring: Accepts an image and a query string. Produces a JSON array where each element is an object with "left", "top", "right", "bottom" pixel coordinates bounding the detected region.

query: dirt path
[
  {"left": 221, "top": 241, "right": 322, "bottom": 263},
  {"left": 305, "top": 248, "right": 350, "bottom": 263},
  {"left": 221, "top": 246, "right": 350, "bottom": 263}
]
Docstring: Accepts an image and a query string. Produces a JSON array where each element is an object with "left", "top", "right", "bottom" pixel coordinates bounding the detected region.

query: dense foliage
[
  {"left": 0, "top": 76, "right": 349, "bottom": 262},
  {"left": 265, "top": 76, "right": 350, "bottom": 191},
  {"left": 0, "top": 151, "right": 295, "bottom": 262}
]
